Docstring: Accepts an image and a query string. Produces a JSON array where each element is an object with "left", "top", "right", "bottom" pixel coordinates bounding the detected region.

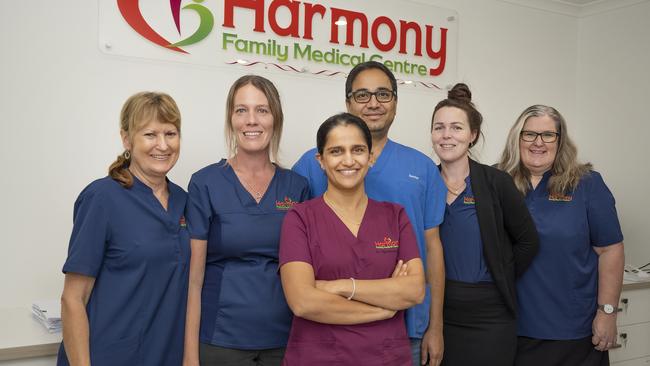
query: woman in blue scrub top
[
  {"left": 431, "top": 84, "right": 539, "bottom": 366},
  {"left": 183, "top": 75, "right": 309, "bottom": 366},
  {"left": 58, "top": 92, "right": 189, "bottom": 366},
  {"left": 499, "top": 105, "right": 624, "bottom": 366}
]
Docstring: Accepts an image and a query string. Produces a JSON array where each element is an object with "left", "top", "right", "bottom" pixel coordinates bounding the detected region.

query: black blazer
[{"left": 468, "top": 159, "right": 539, "bottom": 315}]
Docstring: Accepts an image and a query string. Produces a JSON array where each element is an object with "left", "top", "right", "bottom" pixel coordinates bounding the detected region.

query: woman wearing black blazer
[{"left": 430, "top": 84, "right": 539, "bottom": 366}]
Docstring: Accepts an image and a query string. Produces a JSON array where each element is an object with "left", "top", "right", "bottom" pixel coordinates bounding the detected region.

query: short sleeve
[
  {"left": 186, "top": 175, "right": 212, "bottom": 240},
  {"left": 586, "top": 172, "right": 624, "bottom": 247},
  {"left": 423, "top": 162, "right": 446, "bottom": 229},
  {"left": 62, "top": 187, "right": 110, "bottom": 277},
  {"left": 397, "top": 206, "right": 421, "bottom": 262},
  {"left": 279, "top": 208, "right": 313, "bottom": 267},
  {"left": 292, "top": 149, "right": 327, "bottom": 199}
]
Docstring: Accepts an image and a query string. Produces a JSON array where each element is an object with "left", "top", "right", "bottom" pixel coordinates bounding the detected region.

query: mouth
[
  {"left": 363, "top": 112, "right": 384, "bottom": 121},
  {"left": 438, "top": 143, "right": 457, "bottom": 150},
  {"left": 337, "top": 168, "right": 359, "bottom": 176},
  {"left": 243, "top": 131, "right": 263, "bottom": 137},
  {"left": 528, "top": 149, "right": 547, "bottom": 155},
  {"left": 150, "top": 154, "right": 171, "bottom": 161}
]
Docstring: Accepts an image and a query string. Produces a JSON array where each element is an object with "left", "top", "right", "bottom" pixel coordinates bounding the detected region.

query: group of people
[{"left": 57, "top": 61, "right": 624, "bottom": 366}]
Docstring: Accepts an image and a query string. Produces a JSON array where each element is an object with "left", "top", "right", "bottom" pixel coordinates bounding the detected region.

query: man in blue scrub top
[{"left": 293, "top": 61, "right": 447, "bottom": 366}]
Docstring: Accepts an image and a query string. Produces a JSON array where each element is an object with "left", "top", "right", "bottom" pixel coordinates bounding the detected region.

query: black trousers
[
  {"left": 199, "top": 343, "right": 285, "bottom": 366},
  {"left": 515, "top": 336, "right": 609, "bottom": 366},
  {"left": 441, "top": 280, "right": 516, "bottom": 366}
]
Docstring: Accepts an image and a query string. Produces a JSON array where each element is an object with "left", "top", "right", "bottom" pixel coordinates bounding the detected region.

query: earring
[{"left": 123, "top": 150, "right": 131, "bottom": 160}]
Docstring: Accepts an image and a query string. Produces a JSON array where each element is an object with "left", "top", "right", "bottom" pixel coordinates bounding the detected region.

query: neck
[
  {"left": 371, "top": 135, "right": 389, "bottom": 160},
  {"left": 325, "top": 186, "right": 367, "bottom": 210},
  {"left": 441, "top": 155, "right": 470, "bottom": 182},
  {"left": 231, "top": 151, "right": 273, "bottom": 173},
  {"left": 129, "top": 167, "right": 167, "bottom": 194}
]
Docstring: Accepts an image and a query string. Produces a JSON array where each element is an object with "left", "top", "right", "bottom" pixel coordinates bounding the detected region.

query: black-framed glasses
[
  {"left": 520, "top": 130, "right": 560, "bottom": 143},
  {"left": 347, "top": 88, "right": 396, "bottom": 103}
]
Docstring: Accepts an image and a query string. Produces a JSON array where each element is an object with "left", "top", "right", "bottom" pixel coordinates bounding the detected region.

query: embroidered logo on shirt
[
  {"left": 375, "top": 237, "right": 400, "bottom": 250},
  {"left": 463, "top": 196, "right": 476, "bottom": 205},
  {"left": 276, "top": 196, "right": 298, "bottom": 210},
  {"left": 179, "top": 216, "right": 187, "bottom": 228},
  {"left": 408, "top": 174, "right": 420, "bottom": 180},
  {"left": 548, "top": 193, "right": 573, "bottom": 202}
]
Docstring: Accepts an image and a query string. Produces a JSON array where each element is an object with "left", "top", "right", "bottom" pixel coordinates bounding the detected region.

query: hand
[
  {"left": 391, "top": 259, "right": 408, "bottom": 278},
  {"left": 420, "top": 326, "right": 444, "bottom": 366},
  {"left": 592, "top": 311, "right": 618, "bottom": 351}
]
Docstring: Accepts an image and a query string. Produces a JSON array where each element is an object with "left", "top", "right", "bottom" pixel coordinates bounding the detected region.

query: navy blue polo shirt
[
  {"left": 517, "top": 171, "right": 623, "bottom": 340},
  {"left": 186, "top": 160, "right": 309, "bottom": 349},
  {"left": 58, "top": 176, "right": 190, "bottom": 366},
  {"left": 440, "top": 176, "right": 493, "bottom": 283},
  {"left": 293, "top": 139, "right": 446, "bottom": 338}
]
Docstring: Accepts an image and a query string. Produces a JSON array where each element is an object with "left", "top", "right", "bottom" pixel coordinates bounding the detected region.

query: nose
[
  {"left": 532, "top": 135, "right": 544, "bottom": 146},
  {"left": 342, "top": 151, "right": 354, "bottom": 166},
  {"left": 157, "top": 134, "right": 169, "bottom": 150},
  {"left": 247, "top": 111, "right": 259, "bottom": 125},
  {"left": 366, "top": 94, "right": 381, "bottom": 108}
]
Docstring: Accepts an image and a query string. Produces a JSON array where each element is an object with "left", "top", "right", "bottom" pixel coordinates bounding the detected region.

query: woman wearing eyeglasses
[{"left": 498, "top": 105, "right": 624, "bottom": 366}]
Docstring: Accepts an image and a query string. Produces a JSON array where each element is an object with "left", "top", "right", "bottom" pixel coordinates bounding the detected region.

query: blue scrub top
[
  {"left": 293, "top": 139, "right": 446, "bottom": 338},
  {"left": 57, "top": 176, "right": 190, "bottom": 366},
  {"left": 440, "top": 176, "right": 492, "bottom": 283},
  {"left": 186, "top": 159, "right": 309, "bottom": 349},
  {"left": 517, "top": 171, "right": 623, "bottom": 340}
]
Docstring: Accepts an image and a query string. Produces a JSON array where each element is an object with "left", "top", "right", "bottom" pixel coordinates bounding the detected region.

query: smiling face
[
  {"left": 431, "top": 106, "right": 477, "bottom": 164},
  {"left": 230, "top": 83, "right": 274, "bottom": 155},
  {"left": 519, "top": 115, "right": 559, "bottom": 175},
  {"left": 317, "top": 124, "right": 371, "bottom": 192},
  {"left": 346, "top": 68, "right": 397, "bottom": 139},
  {"left": 122, "top": 118, "right": 180, "bottom": 182}
]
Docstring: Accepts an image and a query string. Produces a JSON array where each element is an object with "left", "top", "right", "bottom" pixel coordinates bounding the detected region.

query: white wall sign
[{"left": 99, "top": 0, "right": 458, "bottom": 88}]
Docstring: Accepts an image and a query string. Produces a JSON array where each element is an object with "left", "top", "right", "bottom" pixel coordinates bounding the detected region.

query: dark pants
[
  {"left": 515, "top": 336, "right": 609, "bottom": 366},
  {"left": 199, "top": 343, "right": 285, "bottom": 366},
  {"left": 441, "top": 280, "right": 516, "bottom": 366}
]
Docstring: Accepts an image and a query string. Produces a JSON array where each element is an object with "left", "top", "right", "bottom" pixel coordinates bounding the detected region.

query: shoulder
[
  {"left": 471, "top": 160, "right": 512, "bottom": 184},
  {"left": 190, "top": 160, "right": 228, "bottom": 184},
  {"left": 79, "top": 176, "right": 122, "bottom": 200},
  {"left": 276, "top": 166, "right": 310, "bottom": 190},
  {"left": 294, "top": 148, "right": 319, "bottom": 167},
  {"left": 389, "top": 141, "right": 434, "bottom": 164},
  {"left": 369, "top": 198, "right": 405, "bottom": 217},
  {"left": 167, "top": 179, "right": 188, "bottom": 199},
  {"left": 577, "top": 170, "right": 609, "bottom": 192}
]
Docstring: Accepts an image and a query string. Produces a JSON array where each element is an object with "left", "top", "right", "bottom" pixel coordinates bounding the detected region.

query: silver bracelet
[{"left": 347, "top": 277, "right": 356, "bottom": 300}]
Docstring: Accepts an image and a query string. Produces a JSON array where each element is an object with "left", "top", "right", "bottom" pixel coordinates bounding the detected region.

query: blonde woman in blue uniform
[{"left": 58, "top": 92, "right": 189, "bottom": 365}]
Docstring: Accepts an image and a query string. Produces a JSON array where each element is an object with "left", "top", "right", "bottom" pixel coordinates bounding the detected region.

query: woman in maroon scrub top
[{"left": 279, "top": 113, "right": 425, "bottom": 366}]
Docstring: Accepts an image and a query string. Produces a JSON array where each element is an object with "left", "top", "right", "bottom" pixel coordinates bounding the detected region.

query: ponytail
[{"left": 108, "top": 150, "right": 133, "bottom": 188}]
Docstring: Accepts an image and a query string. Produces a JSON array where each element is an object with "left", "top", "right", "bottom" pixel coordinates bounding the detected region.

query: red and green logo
[
  {"left": 375, "top": 237, "right": 400, "bottom": 250},
  {"left": 179, "top": 216, "right": 187, "bottom": 228},
  {"left": 276, "top": 197, "right": 298, "bottom": 210},
  {"left": 117, "top": 0, "right": 214, "bottom": 53}
]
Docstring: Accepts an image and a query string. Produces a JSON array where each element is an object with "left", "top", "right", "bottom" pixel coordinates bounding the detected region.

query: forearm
[
  {"left": 291, "top": 285, "right": 395, "bottom": 325},
  {"left": 184, "top": 239, "right": 207, "bottom": 363},
  {"left": 61, "top": 298, "right": 91, "bottom": 366},
  {"left": 597, "top": 243, "right": 625, "bottom": 307},
  {"left": 325, "top": 274, "right": 425, "bottom": 311},
  {"left": 426, "top": 242, "right": 445, "bottom": 332}
]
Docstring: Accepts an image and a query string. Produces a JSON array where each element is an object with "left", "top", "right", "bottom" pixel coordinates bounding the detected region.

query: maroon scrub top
[{"left": 279, "top": 197, "right": 420, "bottom": 365}]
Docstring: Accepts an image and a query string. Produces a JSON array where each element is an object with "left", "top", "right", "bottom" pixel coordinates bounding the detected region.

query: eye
[
  {"left": 328, "top": 147, "right": 342, "bottom": 155},
  {"left": 257, "top": 107, "right": 269, "bottom": 114},
  {"left": 376, "top": 90, "right": 391, "bottom": 98},
  {"left": 522, "top": 131, "right": 537, "bottom": 139},
  {"left": 353, "top": 146, "right": 367, "bottom": 154},
  {"left": 542, "top": 132, "right": 556, "bottom": 138},
  {"left": 433, "top": 125, "right": 443, "bottom": 131},
  {"left": 144, "top": 132, "right": 155, "bottom": 138},
  {"left": 165, "top": 131, "right": 178, "bottom": 137},
  {"left": 355, "top": 91, "right": 370, "bottom": 99},
  {"left": 234, "top": 107, "right": 246, "bottom": 114},
  {"left": 453, "top": 125, "right": 463, "bottom": 130}
]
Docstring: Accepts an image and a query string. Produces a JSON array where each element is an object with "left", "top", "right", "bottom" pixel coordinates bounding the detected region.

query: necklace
[
  {"left": 442, "top": 177, "right": 466, "bottom": 196},
  {"left": 230, "top": 158, "right": 273, "bottom": 203},
  {"left": 323, "top": 193, "right": 365, "bottom": 226}
]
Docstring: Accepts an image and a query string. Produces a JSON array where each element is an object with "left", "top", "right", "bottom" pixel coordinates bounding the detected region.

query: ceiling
[{"left": 501, "top": 0, "right": 648, "bottom": 17}]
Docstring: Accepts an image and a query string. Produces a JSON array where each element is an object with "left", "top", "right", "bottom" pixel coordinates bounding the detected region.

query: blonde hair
[
  {"left": 498, "top": 105, "right": 591, "bottom": 195},
  {"left": 224, "top": 75, "right": 283, "bottom": 164},
  {"left": 108, "top": 92, "right": 181, "bottom": 188}
]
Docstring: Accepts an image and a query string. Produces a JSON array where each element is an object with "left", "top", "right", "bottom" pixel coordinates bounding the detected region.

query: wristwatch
[{"left": 598, "top": 304, "right": 619, "bottom": 314}]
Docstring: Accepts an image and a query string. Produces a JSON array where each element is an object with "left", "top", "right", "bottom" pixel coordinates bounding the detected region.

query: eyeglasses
[
  {"left": 347, "top": 89, "right": 396, "bottom": 103},
  {"left": 520, "top": 130, "right": 560, "bottom": 143}
]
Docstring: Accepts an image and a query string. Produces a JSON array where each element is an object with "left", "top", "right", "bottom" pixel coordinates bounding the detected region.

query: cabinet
[{"left": 611, "top": 282, "right": 650, "bottom": 365}]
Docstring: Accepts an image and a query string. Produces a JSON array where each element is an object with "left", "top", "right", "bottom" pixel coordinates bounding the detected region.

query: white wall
[
  {"left": 0, "top": 0, "right": 629, "bottom": 313},
  {"left": 576, "top": 1, "right": 650, "bottom": 265}
]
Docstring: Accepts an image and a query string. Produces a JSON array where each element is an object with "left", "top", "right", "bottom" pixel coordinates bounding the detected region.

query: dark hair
[
  {"left": 316, "top": 113, "right": 372, "bottom": 155},
  {"left": 345, "top": 61, "right": 398, "bottom": 100},
  {"left": 431, "top": 83, "right": 483, "bottom": 147},
  {"left": 109, "top": 92, "right": 181, "bottom": 188}
]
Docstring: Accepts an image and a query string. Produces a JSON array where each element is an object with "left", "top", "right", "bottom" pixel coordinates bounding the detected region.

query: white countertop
[{"left": 0, "top": 307, "right": 61, "bottom": 361}]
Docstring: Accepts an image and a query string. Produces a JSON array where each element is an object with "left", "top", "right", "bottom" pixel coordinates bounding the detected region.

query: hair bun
[{"left": 447, "top": 83, "right": 472, "bottom": 103}]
